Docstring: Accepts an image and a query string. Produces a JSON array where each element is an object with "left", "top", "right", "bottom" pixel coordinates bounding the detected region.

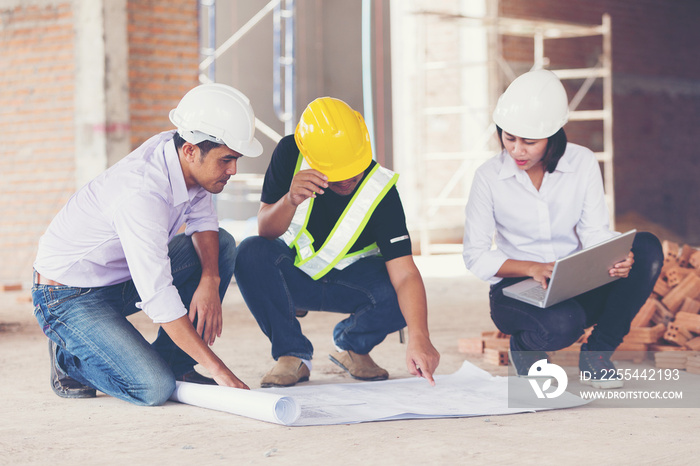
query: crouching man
[
  {"left": 32, "top": 83, "right": 261, "bottom": 405},
  {"left": 234, "top": 97, "right": 440, "bottom": 388}
]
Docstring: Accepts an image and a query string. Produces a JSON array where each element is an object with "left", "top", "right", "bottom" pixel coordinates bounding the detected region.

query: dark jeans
[
  {"left": 233, "top": 236, "right": 407, "bottom": 361},
  {"left": 32, "top": 228, "right": 237, "bottom": 406},
  {"left": 489, "top": 232, "right": 663, "bottom": 352}
]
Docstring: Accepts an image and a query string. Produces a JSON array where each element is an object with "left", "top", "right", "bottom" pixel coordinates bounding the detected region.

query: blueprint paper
[
  {"left": 170, "top": 381, "right": 300, "bottom": 425},
  {"left": 171, "top": 361, "right": 587, "bottom": 426},
  {"left": 264, "top": 360, "right": 587, "bottom": 426}
]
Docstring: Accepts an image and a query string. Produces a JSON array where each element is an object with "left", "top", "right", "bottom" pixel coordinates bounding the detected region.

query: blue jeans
[
  {"left": 32, "top": 228, "right": 237, "bottom": 406},
  {"left": 233, "top": 236, "right": 406, "bottom": 361},
  {"left": 489, "top": 232, "right": 663, "bottom": 352}
]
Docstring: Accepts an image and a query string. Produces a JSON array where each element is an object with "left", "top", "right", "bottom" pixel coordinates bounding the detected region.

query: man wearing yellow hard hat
[{"left": 234, "top": 97, "right": 440, "bottom": 387}]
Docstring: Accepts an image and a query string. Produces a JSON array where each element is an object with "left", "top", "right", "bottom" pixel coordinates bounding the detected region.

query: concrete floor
[{"left": 1, "top": 254, "right": 698, "bottom": 465}]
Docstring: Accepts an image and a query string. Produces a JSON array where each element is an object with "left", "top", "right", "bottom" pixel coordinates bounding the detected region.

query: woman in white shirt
[{"left": 462, "top": 69, "right": 663, "bottom": 388}]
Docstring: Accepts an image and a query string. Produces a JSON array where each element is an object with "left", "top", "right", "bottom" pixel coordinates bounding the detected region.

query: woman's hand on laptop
[
  {"left": 610, "top": 251, "right": 635, "bottom": 278},
  {"left": 529, "top": 262, "right": 555, "bottom": 289}
]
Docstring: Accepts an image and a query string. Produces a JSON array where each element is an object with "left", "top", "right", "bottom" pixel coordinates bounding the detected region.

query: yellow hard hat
[{"left": 294, "top": 97, "right": 372, "bottom": 182}]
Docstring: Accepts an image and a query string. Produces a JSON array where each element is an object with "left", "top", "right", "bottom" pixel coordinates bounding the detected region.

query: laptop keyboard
[{"left": 520, "top": 285, "right": 547, "bottom": 301}]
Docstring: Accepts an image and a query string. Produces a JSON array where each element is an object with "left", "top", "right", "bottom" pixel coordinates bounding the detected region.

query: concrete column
[
  {"left": 104, "top": 0, "right": 131, "bottom": 167},
  {"left": 73, "top": 0, "right": 129, "bottom": 188},
  {"left": 73, "top": 0, "right": 107, "bottom": 187},
  {"left": 390, "top": 0, "right": 492, "bottom": 251}
]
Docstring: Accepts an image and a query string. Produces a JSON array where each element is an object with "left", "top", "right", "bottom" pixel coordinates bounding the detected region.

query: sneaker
[
  {"left": 579, "top": 344, "right": 623, "bottom": 389},
  {"left": 329, "top": 350, "right": 388, "bottom": 381},
  {"left": 260, "top": 356, "right": 310, "bottom": 388},
  {"left": 48, "top": 340, "right": 96, "bottom": 399},
  {"left": 508, "top": 339, "right": 548, "bottom": 377}
]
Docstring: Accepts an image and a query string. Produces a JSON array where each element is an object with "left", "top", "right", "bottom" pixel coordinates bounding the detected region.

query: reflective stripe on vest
[{"left": 282, "top": 154, "right": 399, "bottom": 280}]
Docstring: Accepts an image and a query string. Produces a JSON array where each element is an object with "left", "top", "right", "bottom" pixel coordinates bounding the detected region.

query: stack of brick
[
  {"left": 458, "top": 241, "right": 700, "bottom": 369},
  {"left": 458, "top": 331, "right": 511, "bottom": 366},
  {"left": 627, "top": 241, "right": 700, "bottom": 370}
]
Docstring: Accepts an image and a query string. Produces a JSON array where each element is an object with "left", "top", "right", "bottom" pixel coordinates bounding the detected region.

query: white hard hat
[
  {"left": 169, "top": 83, "right": 263, "bottom": 158},
  {"left": 492, "top": 69, "right": 569, "bottom": 139}
]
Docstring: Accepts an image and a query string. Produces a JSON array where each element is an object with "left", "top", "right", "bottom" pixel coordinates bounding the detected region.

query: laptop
[{"left": 502, "top": 229, "right": 636, "bottom": 308}]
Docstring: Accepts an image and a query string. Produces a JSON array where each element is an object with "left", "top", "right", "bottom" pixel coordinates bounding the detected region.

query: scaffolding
[
  {"left": 197, "top": 0, "right": 294, "bottom": 221},
  {"left": 198, "top": 0, "right": 292, "bottom": 142},
  {"left": 413, "top": 11, "right": 614, "bottom": 255}
]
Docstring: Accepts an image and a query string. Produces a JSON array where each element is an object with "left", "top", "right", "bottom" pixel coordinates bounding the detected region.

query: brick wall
[
  {"left": 499, "top": 0, "right": 700, "bottom": 243},
  {"left": 0, "top": 2, "right": 75, "bottom": 286},
  {"left": 127, "top": 0, "right": 199, "bottom": 148},
  {"left": 0, "top": 0, "right": 199, "bottom": 287}
]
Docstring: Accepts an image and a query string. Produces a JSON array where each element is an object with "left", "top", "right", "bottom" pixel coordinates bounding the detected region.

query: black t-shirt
[{"left": 261, "top": 135, "right": 412, "bottom": 262}]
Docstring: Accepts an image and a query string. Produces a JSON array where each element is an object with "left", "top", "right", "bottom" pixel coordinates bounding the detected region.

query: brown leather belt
[{"left": 33, "top": 270, "right": 65, "bottom": 287}]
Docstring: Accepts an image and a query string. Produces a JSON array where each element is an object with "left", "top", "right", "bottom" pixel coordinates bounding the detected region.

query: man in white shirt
[{"left": 32, "top": 83, "right": 262, "bottom": 405}]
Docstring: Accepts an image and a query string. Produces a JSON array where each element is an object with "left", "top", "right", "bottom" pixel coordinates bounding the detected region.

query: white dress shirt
[
  {"left": 462, "top": 142, "right": 617, "bottom": 284},
  {"left": 34, "top": 130, "right": 219, "bottom": 323}
]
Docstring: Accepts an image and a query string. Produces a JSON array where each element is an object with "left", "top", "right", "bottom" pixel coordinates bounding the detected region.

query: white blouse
[{"left": 462, "top": 142, "right": 617, "bottom": 284}]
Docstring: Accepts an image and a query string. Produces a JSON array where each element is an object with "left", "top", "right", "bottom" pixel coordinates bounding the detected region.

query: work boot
[
  {"left": 260, "top": 356, "right": 310, "bottom": 388},
  {"left": 177, "top": 369, "right": 217, "bottom": 385},
  {"left": 49, "top": 340, "right": 96, "bottom": 399},
  {"left": 329, "top": 350, "right": 389, "bottom": 381}
]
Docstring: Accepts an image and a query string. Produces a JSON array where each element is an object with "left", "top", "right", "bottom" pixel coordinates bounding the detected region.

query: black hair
[
  {"left": 496, "top": 126, "right": 568, "bottom": 173},
  {"left": 172, "top": 131, "right": 222, "bottom": 159}
]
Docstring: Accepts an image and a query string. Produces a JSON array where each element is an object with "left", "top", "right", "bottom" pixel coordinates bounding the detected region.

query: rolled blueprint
[{"left": 170, "top": 381, "right": 300, "bottom": 425}]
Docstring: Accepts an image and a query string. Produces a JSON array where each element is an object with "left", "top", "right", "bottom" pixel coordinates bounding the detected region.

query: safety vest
[{"left": 282, "top": 154, "right": 399, "bottom": 280}]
